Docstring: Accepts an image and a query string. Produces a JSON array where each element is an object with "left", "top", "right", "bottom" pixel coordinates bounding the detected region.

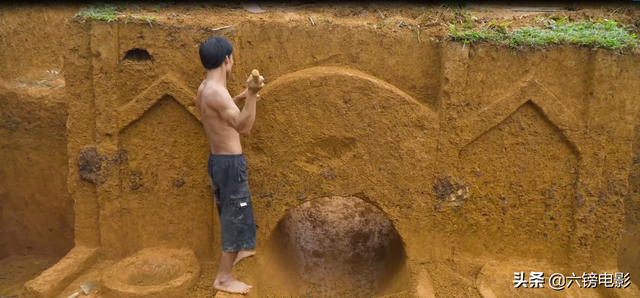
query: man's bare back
[
  {"left": 197, "top": 81, "right": 243, "bottom": 154},
  {"left": 197, "top": 75, "right": 263, "bottom": 152}
]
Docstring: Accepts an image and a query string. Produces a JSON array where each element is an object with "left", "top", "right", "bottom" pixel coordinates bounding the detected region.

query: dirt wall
[
  {"left": 461, "top": 44, "right": 639, "bottom": 268},
  {"left": 62, "top": 10, "right": 640, "bottom": 274},
  {"left": 619, "top": 120, "right": 640, "bottom": 286},
  {"left": 0, "top": 85, "right": 74, "bottom": 256},
  {"left": 0, "top": 4, "right": 82, "bottom": 82},
  {"left": 5, "top": 3, "right": 638, "bottom": 297},
  {"left": 0, "top": 4, "right": 78, "bottom": 259},
  {"left": 63, "top": 12, "right": 444, "bottom": 262}
]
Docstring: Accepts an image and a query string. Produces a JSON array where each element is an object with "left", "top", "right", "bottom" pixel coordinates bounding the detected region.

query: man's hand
[{"left": 246, "top": 73, "right": 264, "bottom": 95}]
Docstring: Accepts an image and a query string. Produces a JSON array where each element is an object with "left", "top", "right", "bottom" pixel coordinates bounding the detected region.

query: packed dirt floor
[
  {"left": 1, "top": 1, "right": 640, "bottom": 298},
  {"left": 0, "top": 256, "right": 59, "bottom": 298}
]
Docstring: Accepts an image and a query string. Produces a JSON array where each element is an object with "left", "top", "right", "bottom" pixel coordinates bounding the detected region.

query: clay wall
[
  {"left": 62, "top": 17, "right": 445, "bottom": 261},
  {"left": 441, "top": 44, "right": 640, "bottom": 269},
  {"left": 0, "top": 86, "right": 74, "bottom": 257},
  {"left": 61, "top": 14, "right": 640, "bottom": 275},
  {"left": 0, "top": 4, "right": 79, "bottom": 258},
  {"left": 0, "top": 4, "right": 81, "bottom": 82},
  {"left": 0, "top": 2, "right": 636, "bottom": 297},
  {"left": 619, "top": 122, "right": 640, "bottom": 285}
]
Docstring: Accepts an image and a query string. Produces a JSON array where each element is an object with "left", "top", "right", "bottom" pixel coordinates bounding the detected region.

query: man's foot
[
  {"left": 214, "top": 278, "right": 253, "bottom": 294},
  {"left": 233, "top": 250, "right": 256, "bottom": 266}
]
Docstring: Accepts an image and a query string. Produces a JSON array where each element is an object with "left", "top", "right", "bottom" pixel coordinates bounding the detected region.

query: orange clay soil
[
  {"left": 1, "top": 2, "right": 640, "bottom": 298},
  {"left": 0, "top": 82, "right": 73, "bottom": 258},
  {"left": 0, "top": 3, "right": 80, "bottom": 260}
]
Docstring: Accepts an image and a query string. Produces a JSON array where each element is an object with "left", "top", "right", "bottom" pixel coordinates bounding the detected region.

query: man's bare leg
[
  {"left": 233, "top": 250, "right": 256, "bottom": 266},
  {"left": 213, "top": 251, "right": 253, "bottom": 294}
]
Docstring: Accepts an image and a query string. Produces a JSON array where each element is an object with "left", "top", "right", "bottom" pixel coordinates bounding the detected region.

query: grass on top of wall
[{"left": 448, "top": 14, "right": 639, "bottom": 51}]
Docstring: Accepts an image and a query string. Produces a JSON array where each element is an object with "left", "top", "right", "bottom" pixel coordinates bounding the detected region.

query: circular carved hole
[{"left": 264, "top": 196, "right": 408, "bottom": 297}]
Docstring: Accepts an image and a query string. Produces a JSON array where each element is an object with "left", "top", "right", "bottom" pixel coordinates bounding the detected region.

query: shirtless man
[{"left": 196, "top": 36, "right": 264, "bottom": 294}]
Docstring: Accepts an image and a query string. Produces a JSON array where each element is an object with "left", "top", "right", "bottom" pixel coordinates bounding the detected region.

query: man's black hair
[{"left": 199, "top": 36, "right": 233, "bottom": 70}]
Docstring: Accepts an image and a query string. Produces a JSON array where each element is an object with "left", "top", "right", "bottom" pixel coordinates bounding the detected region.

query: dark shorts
[{"left": 207, "top": 154, "right": 256, "bottom": 252}]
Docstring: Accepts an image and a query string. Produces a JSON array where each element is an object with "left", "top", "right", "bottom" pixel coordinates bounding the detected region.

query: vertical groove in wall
[{"left": 64, "top": 19, "right": 100, "bottom": 248}]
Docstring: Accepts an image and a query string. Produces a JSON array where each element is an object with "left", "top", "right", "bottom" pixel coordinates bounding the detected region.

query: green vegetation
[
  {"left": 75, "top": 2, "right": 157, "bottom": 26},
  {"left": 448, "top": 16, "right": 639, "bottom": 51},
  {"left": 75, "top": 2, "right": 122, "bottom": 22}
]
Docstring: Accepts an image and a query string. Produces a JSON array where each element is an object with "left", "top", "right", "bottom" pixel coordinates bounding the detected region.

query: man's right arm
[
  {"left": 232, "top": 89, "right": 247, "bottom": 105},
  {"left": 205, "top": 89, "right": 256, "bottom": 135}
]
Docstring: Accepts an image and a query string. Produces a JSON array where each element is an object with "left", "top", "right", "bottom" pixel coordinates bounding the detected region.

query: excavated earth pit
[
  {"left": 1, "top": 2, "right": 640, "bottom": 298},
  {"left": 261, "top": 196, "right": 409, "bottom": 297}
]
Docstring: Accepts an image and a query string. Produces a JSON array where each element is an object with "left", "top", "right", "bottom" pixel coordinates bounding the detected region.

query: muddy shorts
[{"left": 207, "top": 154, "right": 256, "bottom": 252}]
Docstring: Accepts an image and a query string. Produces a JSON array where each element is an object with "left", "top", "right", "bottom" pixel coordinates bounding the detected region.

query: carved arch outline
[
  {"left": 118, "top": 74, "right": 200, "bottom": 132},
  {"left": 259, "top": 66, "right": 437, "bottom": 118},
  {"left": 458, "top": 77, "right": 584, "bottom": 156}
]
